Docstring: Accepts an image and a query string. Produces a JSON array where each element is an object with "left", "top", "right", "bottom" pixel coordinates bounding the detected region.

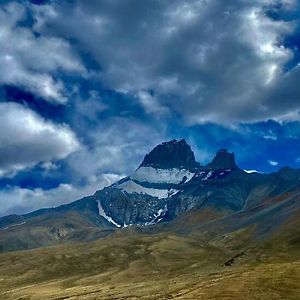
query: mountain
[
  {"left": 0, "top": 139, "right": 300, "bottom": 253},
  {"left": 208, "top": 148, "right": 237, "bottom": 170},
  {"left": 140, "top": 139, "right": 200, "bottom": 170},
  {"left": 0, "top": 139, "right": 300, "bottom": 299}
]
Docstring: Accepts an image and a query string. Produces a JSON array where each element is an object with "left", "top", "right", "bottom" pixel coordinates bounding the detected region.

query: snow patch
[
  {"left": 155, "top": 204, "right": 168, "bottom": 222},
  {"left": 145, "top": 204, "right": 168, "bottom": 225},
  {"left": 97, "top": 200, "right": 121, "bottom": 228},
  {"left": 244, "top": 169, "right": 259, "bottom": 174},
  {"left": 131, "top": 166, "right": 195, "bottom": 184},
  {"left": 117, "top": 180, "right": 178, "bottom": 199},
  {"left": 1, "top": 221, "right": 26, "bottom": 230},
  {"left": 202, "top": 171, "right": 213, "bottom": 181}
]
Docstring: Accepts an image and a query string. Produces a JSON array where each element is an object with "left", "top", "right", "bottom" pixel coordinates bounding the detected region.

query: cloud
[
  {"left": 268, "top": 160, "right": 279, "bottom": 166},
  {"left": 0, "top": 173, "right": 123, "bottom": 217},
  {"left": 40, "top": 161, "right": 59, "bottom": 171},
  {"left": 262, "top": 131, "right": 278, "bottom": 140},
  {"left": 75, "top": 90, "right": 108, "bottom": 121},
  {"left": 67, "top": 117, "right": 167, "bottom": 181},
  {"left": 137, "top": 90, "right": 170, "bottom": 116},
  {"left": 0, "top": 102, "right": 80, "bottom": 176},
  {"left": 0, "top": 2, "right": 85, "bottom": 103},
  {"left": 32, "top": 0, "right": 300, "bottom": 123}
]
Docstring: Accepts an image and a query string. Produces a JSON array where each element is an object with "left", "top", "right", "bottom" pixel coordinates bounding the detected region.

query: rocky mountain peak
[
  {"left": 208, "top": 149, "right": 237, "bottom": 170},
  {"left": 140, "top": 139, "right": 200, "bottom": 170}
]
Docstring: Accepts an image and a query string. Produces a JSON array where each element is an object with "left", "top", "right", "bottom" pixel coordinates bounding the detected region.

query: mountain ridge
[{"left": 0, "top": 139, "right": 299, "bottom": 253}]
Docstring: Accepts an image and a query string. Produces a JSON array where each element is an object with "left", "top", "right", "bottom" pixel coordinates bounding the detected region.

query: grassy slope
[
  {"left": 0, "top": 216, "right": 299, "bottom": 300},
  {"left": 0, "top": 211, "right": 115, "bottom": 252}
]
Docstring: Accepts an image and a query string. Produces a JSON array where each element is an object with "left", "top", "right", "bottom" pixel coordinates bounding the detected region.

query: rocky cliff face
[
  {"left": 140, "top": 139, "right": 200, "bottom": 170},
  {"left": 208, "top": 149, "right": 237, "bottom": 170},
  {"left": 93, "top": 140, "right": 253, "bottom": 227},
  {"left": 94, "top": 139, "right": 200, "bottom": 227}
]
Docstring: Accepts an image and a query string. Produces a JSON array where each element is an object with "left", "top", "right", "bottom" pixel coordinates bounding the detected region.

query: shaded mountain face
[
  {"left": 0, "top": 139, "right": 300, "bottom": 252},
  {"left": 208, "top": 149, "right": 237, "bottom": 170},
  {"left": 140, "top": 139, "right": 200, "bottom": 170},
  {"left": 95, "top": 140, "right": 244, "bottom": 227}
]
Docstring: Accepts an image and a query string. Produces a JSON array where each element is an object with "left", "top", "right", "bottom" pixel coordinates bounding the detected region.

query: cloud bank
[{"left": 33, "top": 0, "right": 300, "bottom": 123}]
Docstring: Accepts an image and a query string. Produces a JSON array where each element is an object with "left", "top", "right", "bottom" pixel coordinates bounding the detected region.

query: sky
[{"left": 0, "top": 0, "right": 300, "bottom": 216}]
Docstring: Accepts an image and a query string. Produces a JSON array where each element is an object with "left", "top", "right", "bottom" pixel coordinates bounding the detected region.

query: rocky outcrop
[
  {"left": 140, "top": 139, "right": 200, "bottom": 170},
  {"left": 207, "top": 149, "right": 237, "bottom": 170}
]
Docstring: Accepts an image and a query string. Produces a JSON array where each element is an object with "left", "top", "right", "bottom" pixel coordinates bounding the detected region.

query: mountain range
[
  {"left": 0, "top": 139, "right": 299, "bottom": 253},
  {"left": 0, "top": 139, "right": 300, "bottom": 299}
]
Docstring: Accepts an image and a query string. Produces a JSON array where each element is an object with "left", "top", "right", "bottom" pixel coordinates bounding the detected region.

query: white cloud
[
  {"left": 75, "top": 90, "right": 108, "bottom": 121},
  {"left": 137, "top": 90, "right": 170, "bottom": 116},
  {"left": 268, "top": 160, "right": 279, "bottom": 166},
  {"left": 0, "top": 173, "right": 123, "bottom": 217},
  {"left": 40, "top": 161, "right": 59, "bottom": 171},
  {"left": 0, "top": 2, "right": 85, "bottom": 103},
  {"left": 0, "top": 102, "right": 80, "bottom": 176},
  {"left": 262, "top": 130, "right": 278, "bottom": 140}
]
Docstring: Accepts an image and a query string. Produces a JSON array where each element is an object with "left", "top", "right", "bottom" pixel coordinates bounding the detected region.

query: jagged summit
[
  {"left": 140, "top": 139, "right": 200, "bottom": 170},
  {"left": 207, "top": 149, "right": 237, "bottom": 170}
]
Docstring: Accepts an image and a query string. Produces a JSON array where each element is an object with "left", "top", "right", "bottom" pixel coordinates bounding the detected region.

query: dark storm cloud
[{"left": 32, "top": 0, "right": 300, "bottom": 124}]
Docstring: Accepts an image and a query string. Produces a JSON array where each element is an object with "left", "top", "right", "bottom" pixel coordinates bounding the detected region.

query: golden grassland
[{"left": 0, "top": 226, "right": 299, "bottom": 300}]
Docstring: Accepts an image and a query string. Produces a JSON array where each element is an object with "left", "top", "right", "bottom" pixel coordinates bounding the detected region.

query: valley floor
[
  {"left": 1, "top": 261, "right": 300, "bottom": 299},
  {"left": 0, "top": 229, "right": 299, "bottom": 300}
]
